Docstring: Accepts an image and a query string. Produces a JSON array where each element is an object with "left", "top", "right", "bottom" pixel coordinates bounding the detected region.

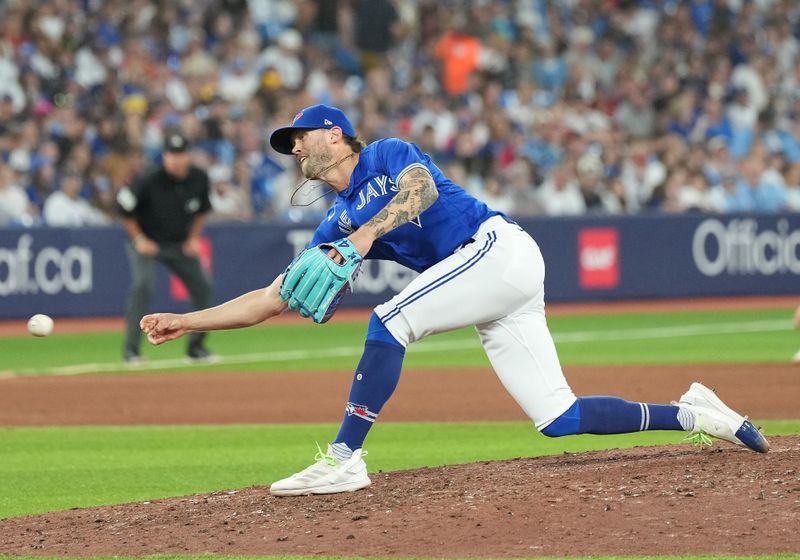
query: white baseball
[{"left": 27, "top": 314, "right": 55, "bottom": 337}]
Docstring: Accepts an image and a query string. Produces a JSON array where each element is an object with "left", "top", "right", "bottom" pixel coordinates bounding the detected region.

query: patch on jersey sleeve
[
  {"left": 337, "top": 209, "right": 354, "bottom": 235},
  {"left": 116, "top": 187, "right": 137, "bottom": 212}
]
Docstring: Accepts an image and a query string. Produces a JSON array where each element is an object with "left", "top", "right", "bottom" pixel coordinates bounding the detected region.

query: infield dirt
[
  {"left": 0, "top": 437, "right": 798, "bottom": 556},
  {"left": 0, "top": 363, "right": 799, "bottom": 556},
  {"left": 1, "top": 295, "right": 799, "bottom": 556}
]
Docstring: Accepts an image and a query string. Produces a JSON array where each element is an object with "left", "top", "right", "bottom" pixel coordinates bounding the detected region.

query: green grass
[
  {"left": 1, "top": 305, "right": 798, "bottom": 560},
  {"left": 1, "top": 420, "right": 798, "bottom": 520},
  {"left": 1, "top": 307, "right": 796, "bottom": 376}
]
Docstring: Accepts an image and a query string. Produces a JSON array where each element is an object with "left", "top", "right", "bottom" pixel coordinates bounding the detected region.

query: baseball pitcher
[{"left": 141, "top": 105, "right": 768, "bottom": 496}]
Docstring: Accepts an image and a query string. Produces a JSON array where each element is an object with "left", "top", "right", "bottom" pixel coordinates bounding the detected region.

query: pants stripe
[{"left": 378, "top": 232, "right": 497, "bottom": 324}]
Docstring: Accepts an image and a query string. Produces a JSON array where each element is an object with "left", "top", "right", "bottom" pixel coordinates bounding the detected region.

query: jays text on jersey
[{"left": 309, "top": 138, "right": 499, "bottom": 272}]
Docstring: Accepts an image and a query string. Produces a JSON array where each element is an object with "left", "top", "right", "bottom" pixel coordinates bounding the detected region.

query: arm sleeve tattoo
[{"left": 362, "top": 167, "right": 439, "bottom": 238}]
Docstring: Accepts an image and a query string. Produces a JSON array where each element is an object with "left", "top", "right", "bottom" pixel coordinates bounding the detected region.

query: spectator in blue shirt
[
  {"left": 532, "top": 40, "right": 568, "bottom": 92},
  {"left": 727, "top": 155, "right": 788, "bottom": 212}
]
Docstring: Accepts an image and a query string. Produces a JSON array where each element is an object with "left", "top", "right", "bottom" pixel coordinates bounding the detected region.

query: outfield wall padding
[{"left": 0, "top": 213, "right": 798, "bottom": 319}]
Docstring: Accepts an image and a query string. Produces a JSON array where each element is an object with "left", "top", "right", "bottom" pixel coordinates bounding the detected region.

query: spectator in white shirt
[
  {"left": 675, "top": 170, "right": 724, "bottom": 213},
  {"left": 0, "top": 162, "right": 37, "bottom": 226},
  {"left": 42, "top": 171, "right": 109, "bottom": 226},
  {"left": 208, "top": 163, "right": 252, "bottom": 222},
  {"left": 537, "top": 162, "right": 585, "bottom": 216},
  {"left": 256, "top": 28, "right": 305, "bottom": 91},
  {"left": 618, "top": 140, "right": 667, "bottom": 212},
  {"left": 218, "top": 58, "right": 260, "bottom": 105},
  {"left": 575, "top": 153, "right": 621, "bottom": 214},
  {"left": 783, "top": 162, "right": 800, "bottom": 212}
]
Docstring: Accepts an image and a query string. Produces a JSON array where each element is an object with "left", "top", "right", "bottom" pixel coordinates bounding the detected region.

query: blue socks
[
  {"left": 542, "top": 396, "right": 686, "bottom": 437},
  {"left": 333, "top": 313, "right": 405, "bottom": 455},
  {"left": 333, "top": 314, "right": 690, "bottom": 454}
]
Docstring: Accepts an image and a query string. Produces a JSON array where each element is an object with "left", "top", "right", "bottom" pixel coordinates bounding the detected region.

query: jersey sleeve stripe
[{"left": 395, "top": 162, "right": 429, "bottom": 183}]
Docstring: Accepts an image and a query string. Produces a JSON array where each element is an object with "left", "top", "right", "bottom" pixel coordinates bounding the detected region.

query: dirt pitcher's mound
[{"left": 1, "top": 437, "right": 798, "bottom": 557}]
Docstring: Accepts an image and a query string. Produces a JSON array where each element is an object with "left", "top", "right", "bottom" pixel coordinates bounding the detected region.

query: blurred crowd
[{"left": 1, "top": 0, "right": 800, "bottom": 228}]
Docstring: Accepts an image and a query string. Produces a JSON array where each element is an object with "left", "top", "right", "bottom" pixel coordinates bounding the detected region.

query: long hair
[{"left": 343, "top": 135, "right": 367, "bottom": 153}]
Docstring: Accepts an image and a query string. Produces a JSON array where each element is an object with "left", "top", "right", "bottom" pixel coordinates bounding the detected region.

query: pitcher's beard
[
  {"left": 301, "top": 151, "right": 333, "bottom": 179},
  {"left": 290, "top": 152, "right": 356, "bottom": 207}
]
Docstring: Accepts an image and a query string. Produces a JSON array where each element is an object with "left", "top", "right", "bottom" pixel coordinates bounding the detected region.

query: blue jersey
[{"left": 309, "top": 138, "right": 498, "bottom": 272}]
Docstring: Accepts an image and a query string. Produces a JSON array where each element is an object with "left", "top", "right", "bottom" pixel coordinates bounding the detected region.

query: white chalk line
[{"left": 1, "top": 319, "right": 791, "bottom": 378}]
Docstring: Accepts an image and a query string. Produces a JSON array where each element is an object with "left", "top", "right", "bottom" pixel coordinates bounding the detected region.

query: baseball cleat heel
[
  {"left": 676, "top": 382, "right": 769, "bottom": 453},
  {"left": 270, "top": 445, "right": 371, "bottom": 496}
]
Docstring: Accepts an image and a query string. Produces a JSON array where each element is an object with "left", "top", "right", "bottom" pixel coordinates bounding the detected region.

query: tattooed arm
[{"left": 346, "top": 166, "right": 439, "bottom": 256}]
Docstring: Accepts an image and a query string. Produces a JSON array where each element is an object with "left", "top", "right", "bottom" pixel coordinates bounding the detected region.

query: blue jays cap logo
[{"left": 292, "top": 111, "right": 304, "bottom": 123}]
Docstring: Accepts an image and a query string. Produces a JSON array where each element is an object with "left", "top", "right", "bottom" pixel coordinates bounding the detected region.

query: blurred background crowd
[{"left": 1, "top": 0, "right": 800, "bottom": 228}]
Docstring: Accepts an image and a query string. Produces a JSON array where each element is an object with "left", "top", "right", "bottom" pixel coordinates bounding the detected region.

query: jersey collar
[{"left": 336, "top": 156, "right": 364, "bottom": 200}]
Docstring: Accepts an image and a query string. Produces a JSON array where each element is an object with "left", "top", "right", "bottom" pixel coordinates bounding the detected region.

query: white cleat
[
  {"left": 676, "top": 382, "right": 769, "bottom": 453},
  {"left": 270, "top": 445, "right": 371, "bottom": 496},
  {"left": 792, "top": 349, "right": 800, "bottom": 364}
]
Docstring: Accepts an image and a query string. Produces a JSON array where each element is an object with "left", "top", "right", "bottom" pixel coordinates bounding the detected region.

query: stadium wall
[{"left": 1, "top": 213, "right": 798, "bottom": 319}]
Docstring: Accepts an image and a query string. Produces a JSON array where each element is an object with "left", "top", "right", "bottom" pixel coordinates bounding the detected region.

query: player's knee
[
  {"left": 540, "top": 400, "right": 582, "bottom": 437},
  {"left": 366, "top": 312, "right": 404, "bottom": 348}
]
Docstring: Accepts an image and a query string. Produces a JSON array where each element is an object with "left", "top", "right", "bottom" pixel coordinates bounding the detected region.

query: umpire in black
[{"left": 117, "top": 131, "right": 215, "bottom": 363}]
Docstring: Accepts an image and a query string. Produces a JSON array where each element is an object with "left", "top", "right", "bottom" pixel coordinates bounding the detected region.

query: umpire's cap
[
  {"left": 269, "top": 104, "right": 356, "bottom": 155},
  {"left": 163, "top": 131, "right": 190, "bottom": 153}
]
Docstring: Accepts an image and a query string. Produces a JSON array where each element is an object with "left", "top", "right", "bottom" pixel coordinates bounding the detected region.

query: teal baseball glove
[{"left": 279, "top": 238, "right": 363, "bottom": 323}]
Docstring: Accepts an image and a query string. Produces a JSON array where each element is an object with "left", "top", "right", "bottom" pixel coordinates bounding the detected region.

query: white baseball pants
[{"left": 375, "top": 215, "right": 577, "bottom": 429}]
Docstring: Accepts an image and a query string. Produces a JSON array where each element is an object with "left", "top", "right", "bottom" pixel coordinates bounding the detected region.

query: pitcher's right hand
[{"left": 140, "top": 313, "right": 187, "bottom": 345}]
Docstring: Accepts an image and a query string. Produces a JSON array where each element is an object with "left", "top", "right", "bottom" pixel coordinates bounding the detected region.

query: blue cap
[{"left": 269, "top": 104, "right": 356, "bottom": 154}]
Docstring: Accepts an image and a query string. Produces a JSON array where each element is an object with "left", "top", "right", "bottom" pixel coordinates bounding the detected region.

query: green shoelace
[
  {"left": 684, "top": 430, "right": 714, "bottom": 447},
  {"left": 683, "top": 415, "right": 713, "bottom": 447},
  {"left": 314, "top": 442, "right": 336, "bottom": 466}
]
